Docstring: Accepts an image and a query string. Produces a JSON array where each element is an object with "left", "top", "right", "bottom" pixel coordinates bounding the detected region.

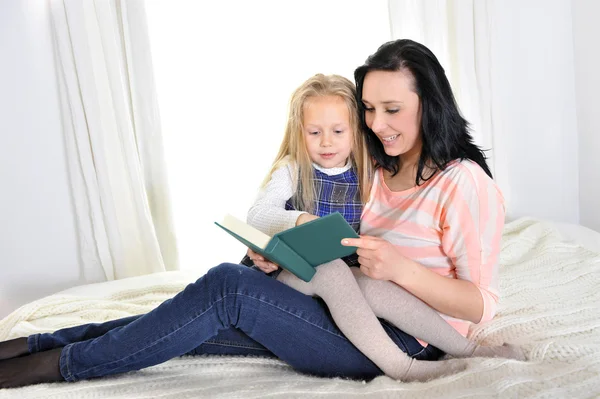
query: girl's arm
[{"left": 246, "top": 163, "right": 307, "bottom": 236}]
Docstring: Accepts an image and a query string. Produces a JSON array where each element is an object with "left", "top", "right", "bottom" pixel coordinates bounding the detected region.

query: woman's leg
[
  {"left": 0, "top": 315, "right": 142, "bottom": 362},
  {"left": 0, "top": 339, "right": 29, "bottom": 361},
  {"left": 3, "top": 314, "right": 274, "bottom": 360},
  {"left": 276, "top": 259, "right": 469, "bottom": 381},
  {"left": 350, "top": 268, "right": 526, "bottom": 360},
  {"left": 31, "top": 315, "right": 142, "bottom": 353},
  {"left": 0, "top": 318, "right": 277, "bottom": 364},
  {"left": 0, "top": 263, "right": 452, "bottom": 388},
  {"left": 186, "top": 327, "right": 277, "bottom": 357}
]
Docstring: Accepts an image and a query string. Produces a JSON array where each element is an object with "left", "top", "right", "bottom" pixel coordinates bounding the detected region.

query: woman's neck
[
  {"left": 397, "top": 142, "right": 422, "bottom": 178},
  {"left": 384, "top": 143, "right": 435, "bottom": 191}
]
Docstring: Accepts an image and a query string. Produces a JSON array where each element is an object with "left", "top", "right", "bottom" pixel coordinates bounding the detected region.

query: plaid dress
[
  {"left": 242, "top": 166, "right": 361, "bottom": 268},
  {"left": 285, "top": 167, "right": 361, "bottom": 232}
]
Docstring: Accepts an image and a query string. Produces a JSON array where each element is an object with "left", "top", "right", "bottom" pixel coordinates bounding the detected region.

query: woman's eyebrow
[{"left": 361, "top": 99, "right": 404, "bottom": 105}]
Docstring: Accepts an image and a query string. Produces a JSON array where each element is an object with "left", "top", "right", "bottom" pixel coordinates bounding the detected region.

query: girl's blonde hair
[{"left": 263, "top": 74, "right": 372, "bottom": 213}]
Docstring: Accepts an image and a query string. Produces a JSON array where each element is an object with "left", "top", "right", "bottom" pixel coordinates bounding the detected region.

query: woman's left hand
[{"left": 341, "top": 235, "right": 411, "bottom": 282}]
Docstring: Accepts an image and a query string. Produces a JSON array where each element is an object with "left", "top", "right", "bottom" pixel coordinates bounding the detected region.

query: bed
[{"left": 1, "top": 217, "right": 599, "bottom": 398}]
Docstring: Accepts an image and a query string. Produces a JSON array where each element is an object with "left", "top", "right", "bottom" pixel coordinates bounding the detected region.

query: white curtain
[
  {"left": 49, "top": 0, "right": 178, "bottom": 280},
  {"left": 388, "top": 0, "right": 511, "bottom": 208}
]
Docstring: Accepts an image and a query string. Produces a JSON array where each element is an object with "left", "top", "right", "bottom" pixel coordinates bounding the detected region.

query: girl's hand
[
  {"left": 246, "top": 248, "right": 279, "bottom": 274},
  {"left": 341, "top": 235, "right": 411, "bottom": 282},
  {"left": 296, "top": 213, "right": 319, "bottom": 226}
]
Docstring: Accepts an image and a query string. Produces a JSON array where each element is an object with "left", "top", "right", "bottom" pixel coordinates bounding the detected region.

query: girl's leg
[
  {"left": 350, "top": 268, "right": 526, "bottom": 360},
  {"left": 276, "top": 259, "right": 469, "bottom": 381},
  {"left": 0, "top": 263, "right": 456, "bottom": 388}
]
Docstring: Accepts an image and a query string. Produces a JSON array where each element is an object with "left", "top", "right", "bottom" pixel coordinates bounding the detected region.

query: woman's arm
[
  {"left": 343, "top": 236, "right": 488, "bottom": 324},
  {"left": 345, "top": 163, "right": 504, "bottom": 325},
  {"left": 392, "top": 260, "right": 484, "bottom": 323},
  {"left": 400, "top": 165, "right": 504, "bottom": 323}
]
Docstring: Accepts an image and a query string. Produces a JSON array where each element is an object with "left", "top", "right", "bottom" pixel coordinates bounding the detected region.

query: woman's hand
[
  {"left": 246, "top": 248, "right": 279, "bottom": 274},
  {"left": 341, "top": 235, "right": 412, "bottom": 282}
]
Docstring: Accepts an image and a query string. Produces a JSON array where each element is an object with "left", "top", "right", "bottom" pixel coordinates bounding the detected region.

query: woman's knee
[
  {"left": 204, "top": 263, "right": 247, "bottom": 285},
  {"left": 179, "top": 263, "right": 247, "bottom": 302}
]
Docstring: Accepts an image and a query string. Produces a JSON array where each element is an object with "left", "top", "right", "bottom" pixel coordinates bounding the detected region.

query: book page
[{"left": 220, "top": 214, "right": 272, "bottom": 249}]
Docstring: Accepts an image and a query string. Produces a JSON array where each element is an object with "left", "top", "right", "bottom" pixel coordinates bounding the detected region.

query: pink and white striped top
[{"left": 360, "top": 160, "right": 505, "bottom": 337}]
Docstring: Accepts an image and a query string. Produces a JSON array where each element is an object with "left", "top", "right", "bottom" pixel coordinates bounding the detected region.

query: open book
[{"left": 215, "top": 212, "right": 359, "bottom": 281}]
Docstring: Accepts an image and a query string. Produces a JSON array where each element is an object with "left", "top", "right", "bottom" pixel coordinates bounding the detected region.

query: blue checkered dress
[
  {"left": 241, "top": 166, "right": 362, "bottom": 269},
  {"left": 284, "top": 166, "right": 361, "bottom": 267},
  {"left": 285, "top": 167, "right": 362, "bottom": 232}
]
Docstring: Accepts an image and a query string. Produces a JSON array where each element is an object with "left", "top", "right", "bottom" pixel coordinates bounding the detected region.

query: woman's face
[{"left": 361, "top": 70, "right": 422, "bottom": 161}]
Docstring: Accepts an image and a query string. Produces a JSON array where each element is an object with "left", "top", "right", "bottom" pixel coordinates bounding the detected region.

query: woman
[{"left": 0, "top": 39, "right": 508, "bottom": 388}]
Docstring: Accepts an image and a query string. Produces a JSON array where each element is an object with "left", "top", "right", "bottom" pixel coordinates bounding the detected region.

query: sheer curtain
[
  {"left": 50, "top": 0, "right": 178, "bottom": 280},
  {"left": 388, "top": 0, "right": 511, "bottom": 209}
]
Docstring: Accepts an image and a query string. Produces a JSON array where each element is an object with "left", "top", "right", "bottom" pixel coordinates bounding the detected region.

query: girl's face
[
  {"left": 302, "top": 95, "right": 353, "bottom": 169},
  {"left": 361, "top": 70, "right": 422, "bottom": 161}
]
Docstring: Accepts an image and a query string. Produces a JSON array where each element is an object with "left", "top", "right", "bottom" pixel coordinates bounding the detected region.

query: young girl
[{"left": 245, "top": 73, "right": 525, "bottom": 381}]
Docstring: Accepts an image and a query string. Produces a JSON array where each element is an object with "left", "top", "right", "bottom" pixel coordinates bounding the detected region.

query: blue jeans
[{"left": 28, "top": 263, "right": 443, "bottom": 382}]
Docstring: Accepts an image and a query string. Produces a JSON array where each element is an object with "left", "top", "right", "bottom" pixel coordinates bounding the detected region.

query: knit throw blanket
[{"left": 1, "top": 218, "right": 599, "bottom": 398}]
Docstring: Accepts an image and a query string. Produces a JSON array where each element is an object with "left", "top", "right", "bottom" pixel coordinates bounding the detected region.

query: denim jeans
[{"left": 28, "top": 263, "right": 443, "bottom": 382}]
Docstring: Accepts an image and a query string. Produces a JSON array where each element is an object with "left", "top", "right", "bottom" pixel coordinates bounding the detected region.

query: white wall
[
  {"left": 572, "top": 0, "right": 600, "bottom": 233},
  {"left": 0, "top": 0, "right": 95, "bottom": 319},
  {"left": 490, "top": 0, "right": 580, "bottom": 224}
]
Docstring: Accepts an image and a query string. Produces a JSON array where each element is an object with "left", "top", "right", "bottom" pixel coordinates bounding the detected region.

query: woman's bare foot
[
  {"left": 0, "top": 338, "right": 29, "bottom": 361},
  {"left": 0, "top": 348, "right": 63, "bottom": 388}
]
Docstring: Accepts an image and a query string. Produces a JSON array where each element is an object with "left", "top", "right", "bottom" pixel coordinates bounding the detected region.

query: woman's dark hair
[{"left": 354, "top": 39, "right": 492, "bottom": 181}]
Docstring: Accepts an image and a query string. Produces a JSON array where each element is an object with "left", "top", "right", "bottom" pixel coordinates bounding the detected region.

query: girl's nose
[{"left": 320, "top": 133, "right": 332, "bottom": 147}]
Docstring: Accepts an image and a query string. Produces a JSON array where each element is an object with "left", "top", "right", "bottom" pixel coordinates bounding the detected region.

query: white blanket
[{"left": 1, "top": 218, "right": 600, "bottom": 398}]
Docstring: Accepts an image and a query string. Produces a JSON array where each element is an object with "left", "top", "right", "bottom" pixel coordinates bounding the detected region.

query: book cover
[{"left": 215, "top": 212, "right": 359, "bottom": 282}]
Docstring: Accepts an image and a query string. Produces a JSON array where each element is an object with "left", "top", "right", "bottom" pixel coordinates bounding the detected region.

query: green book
[{"left": 215, "top": 212, "right": 359, "bottom": 282}]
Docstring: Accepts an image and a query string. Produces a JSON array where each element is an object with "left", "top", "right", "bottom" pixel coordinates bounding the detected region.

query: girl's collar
[{"left": 312, "top": 159, "right": 352, "bottom": 176}]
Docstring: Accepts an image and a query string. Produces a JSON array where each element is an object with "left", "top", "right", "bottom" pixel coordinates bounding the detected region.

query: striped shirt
[{"left": 361, "top": 160, "right": 505, "bottom": 336}]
